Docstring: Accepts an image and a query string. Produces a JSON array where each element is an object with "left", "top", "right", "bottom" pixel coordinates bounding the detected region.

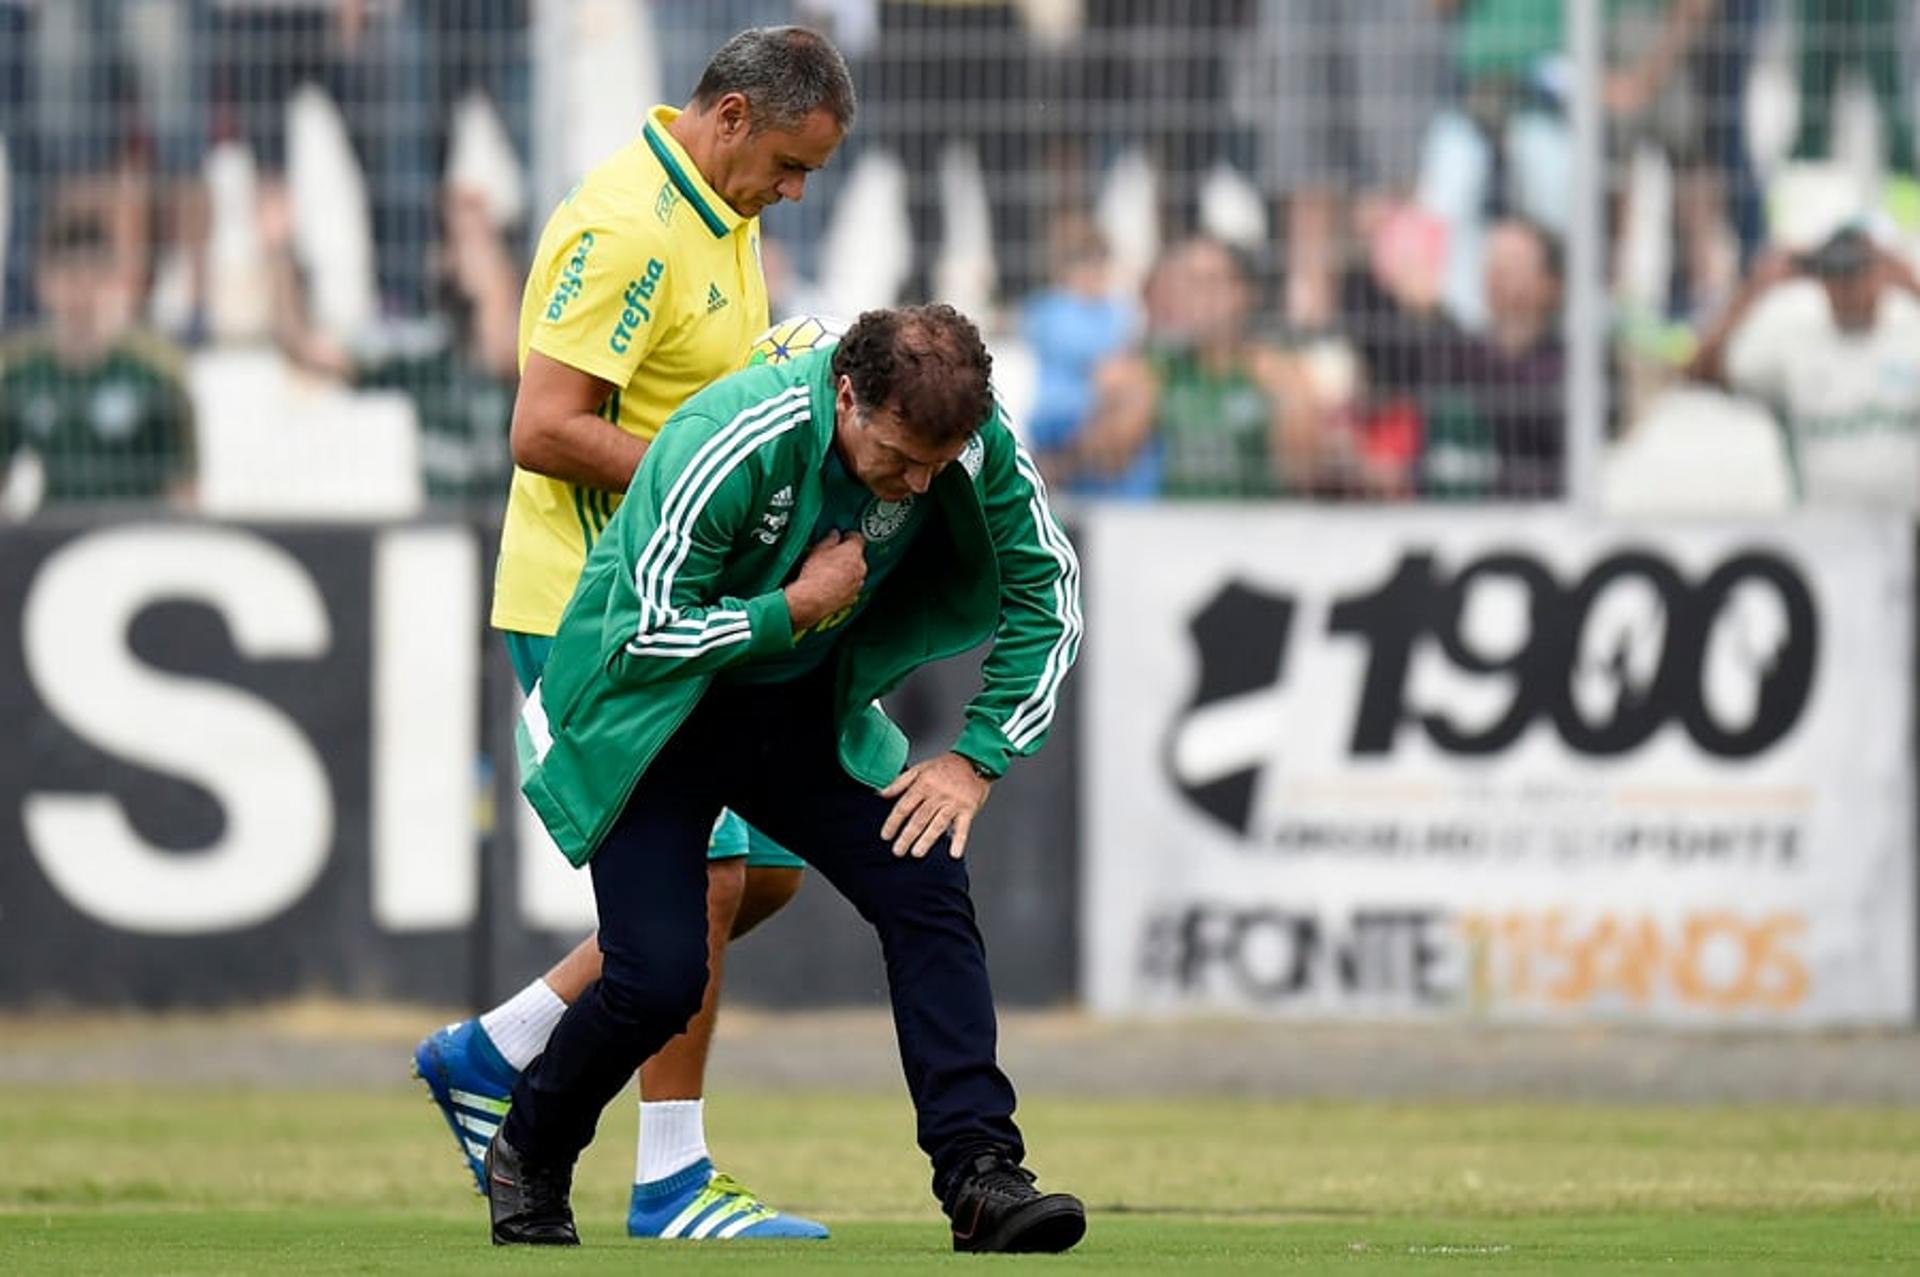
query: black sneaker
[
  {"left": 484, "top": 1133, "right": 579, "bottom": 1246},
  {"left": 941, "top": 1151, "right": 1086, "bottom": 1254}
]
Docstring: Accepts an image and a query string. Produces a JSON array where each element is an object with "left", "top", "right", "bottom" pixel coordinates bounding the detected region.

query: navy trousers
[{"left": 500, "top": 670, "right": 1025, "bottom": 1194}]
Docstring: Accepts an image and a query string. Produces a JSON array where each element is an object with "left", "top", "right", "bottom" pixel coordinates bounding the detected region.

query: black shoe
[
  {"left": 941, "top": 1151, "right": 1086, "bottom": 1254},
  {"left": 484, "top": 1133, "right": 579, "bottom": 1246}
]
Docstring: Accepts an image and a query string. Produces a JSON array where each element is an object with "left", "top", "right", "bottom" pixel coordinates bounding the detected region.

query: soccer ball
[{"left": 748, "top": 314, "right": 846, "bottom": 366}]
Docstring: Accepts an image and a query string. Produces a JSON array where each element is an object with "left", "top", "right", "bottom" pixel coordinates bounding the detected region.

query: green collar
[{"left": 643, "top": 106, "right": 740, "bottom": 240}]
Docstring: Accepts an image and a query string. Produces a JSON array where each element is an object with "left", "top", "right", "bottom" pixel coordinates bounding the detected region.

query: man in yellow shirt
[{"left": 413, "top": 26, "right": 854, "bottom": 1240}]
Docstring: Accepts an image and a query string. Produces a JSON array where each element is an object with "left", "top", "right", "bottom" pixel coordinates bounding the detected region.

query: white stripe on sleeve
[
  {"left": 625, "top": 386, "right": 810, "bottom": 659},
  {"left": 1000, "top": 439, "right": 1083, "bottom": 750}
]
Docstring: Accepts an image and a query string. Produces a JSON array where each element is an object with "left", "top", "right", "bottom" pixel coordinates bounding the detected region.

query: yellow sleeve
[{"left": 526, "top": 214, "right": 674, "bottom": 388}]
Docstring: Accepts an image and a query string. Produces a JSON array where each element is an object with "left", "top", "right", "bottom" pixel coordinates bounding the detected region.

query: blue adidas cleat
[
  {"left": 411, "top": 1019, "right": 519, "bottom": 1196},
  {"left": 627, "top": 1158, "right": 829, "bottom": 1240}
]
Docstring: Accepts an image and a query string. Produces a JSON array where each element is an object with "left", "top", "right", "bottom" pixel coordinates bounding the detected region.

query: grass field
[{"left": 2, "top": 1087, "right": 1919, "bottom": 1273}]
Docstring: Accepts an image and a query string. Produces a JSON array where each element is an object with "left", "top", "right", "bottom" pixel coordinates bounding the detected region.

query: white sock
[
  {"left": 636, "top": 1099, "right": 709, "bottom": 1184},
  {"left": 476, "top": 979, "right": 567, "bottom": 1072}
]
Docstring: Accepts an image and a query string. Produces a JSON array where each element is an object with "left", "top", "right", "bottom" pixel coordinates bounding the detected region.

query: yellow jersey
[{"left": 491, "top": 105, "right": 771, "bottom": 635}]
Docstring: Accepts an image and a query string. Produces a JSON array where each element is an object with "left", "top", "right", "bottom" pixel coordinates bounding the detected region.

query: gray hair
[{"left": 690, "top": 26, "right": 856, "bottom": 135}]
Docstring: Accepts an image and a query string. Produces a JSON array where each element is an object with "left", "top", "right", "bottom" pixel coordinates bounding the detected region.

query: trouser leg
[
  {"left": 722, "top": 678, "right": 1023, "bottom": 1196},
  {"left": 499, "top": 714, "right": 721, "bottom": 1165}
]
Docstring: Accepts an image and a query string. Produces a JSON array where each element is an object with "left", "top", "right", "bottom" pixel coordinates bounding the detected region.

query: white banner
[{"left": 1083, "top": 508, "right": 1916, "bottom": 1025}]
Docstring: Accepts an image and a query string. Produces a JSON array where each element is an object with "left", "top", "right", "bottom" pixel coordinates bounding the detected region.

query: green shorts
[{"left": 503, "top": 631, "right": 805, "bottom": 870}]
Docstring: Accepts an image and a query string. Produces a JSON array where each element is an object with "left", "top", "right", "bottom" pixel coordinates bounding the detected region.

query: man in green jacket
[{"left": 487, "top": 304, "right": 1086, "bottom": 1254}]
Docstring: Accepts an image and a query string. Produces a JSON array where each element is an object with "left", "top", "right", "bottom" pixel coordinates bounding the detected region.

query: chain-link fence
[{"left": 2, "top": 1, "right": 1918, "bottom": 516}]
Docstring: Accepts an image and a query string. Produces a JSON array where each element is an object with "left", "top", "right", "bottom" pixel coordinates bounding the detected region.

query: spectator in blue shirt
[{"left": 1022, "top": 218, "right": 1145, "bottom": 496}]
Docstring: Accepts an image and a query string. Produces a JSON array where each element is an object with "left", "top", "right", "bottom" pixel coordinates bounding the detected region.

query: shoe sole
[
  {"left": 628, "top": 1219, "right": 832, "bottom": 1242},
  {"left": 491, "top": 1229, "right": 581, "bottom": 1247},
  {"left": 627, "top": 1230, "right": 832, "bottom": 1241},
  {"left": 957, "top": 1195, "right": 1087, "bottom": 1254}
]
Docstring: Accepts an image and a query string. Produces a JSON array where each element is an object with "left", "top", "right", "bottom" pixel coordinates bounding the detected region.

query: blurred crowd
[{"left": 3, "top": 0, "right": 1920, "bottom": 516}]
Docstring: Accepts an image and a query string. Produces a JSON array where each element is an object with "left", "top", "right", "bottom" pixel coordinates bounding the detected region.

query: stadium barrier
[
  {"left": 1081, "top": 506, "right": 1918, "bottom": 1026},
  {"left": 4, "top": 507, "right": 1916, "bottom": 1027},
  {"left": 0, "top": 514, "right": 1078, "bottom": 1010},
  {"left": 0, "top": 518, "right": 485, "bottom": 1007}
]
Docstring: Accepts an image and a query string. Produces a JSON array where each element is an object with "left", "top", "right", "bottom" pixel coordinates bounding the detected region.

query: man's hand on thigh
[{"left": 879, "top": 753, "right": 992, "bottom": 860}]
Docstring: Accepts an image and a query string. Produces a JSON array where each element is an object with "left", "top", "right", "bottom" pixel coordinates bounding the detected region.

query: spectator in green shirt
[
  {"left": 0, "top": 213, "right": 195, "bottom": 514},
  {"left": 1062, "top": 236, "right": 1347, "bottom": 499}
]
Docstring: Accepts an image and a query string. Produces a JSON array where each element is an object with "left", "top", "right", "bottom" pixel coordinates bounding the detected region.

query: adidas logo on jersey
[
  {"left": 706, "top": 282, "right": 728, "bottom": 314},
  {"left": 754, "top": 512, "right": 788, "bottom": 545},
  {"left": 754, "top": 487, "right": 793, "bottom": 545}
]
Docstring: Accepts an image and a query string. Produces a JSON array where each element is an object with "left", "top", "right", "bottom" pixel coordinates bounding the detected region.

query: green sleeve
[
  {"left": 951, "top": 416, "right": 1084, "bottom": 776},
  {"left": 599, "top": 403, "right": 801, "bottom": 684}
]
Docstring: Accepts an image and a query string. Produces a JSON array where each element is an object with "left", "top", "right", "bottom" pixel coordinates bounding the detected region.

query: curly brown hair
[{"left": 830, "top": 304, "right": 995, "bottom": 446}]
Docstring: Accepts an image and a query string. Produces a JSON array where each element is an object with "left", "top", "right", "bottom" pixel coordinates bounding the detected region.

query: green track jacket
[{"left": 515, "top": 348, "right": 1083, "bottom": 867}]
